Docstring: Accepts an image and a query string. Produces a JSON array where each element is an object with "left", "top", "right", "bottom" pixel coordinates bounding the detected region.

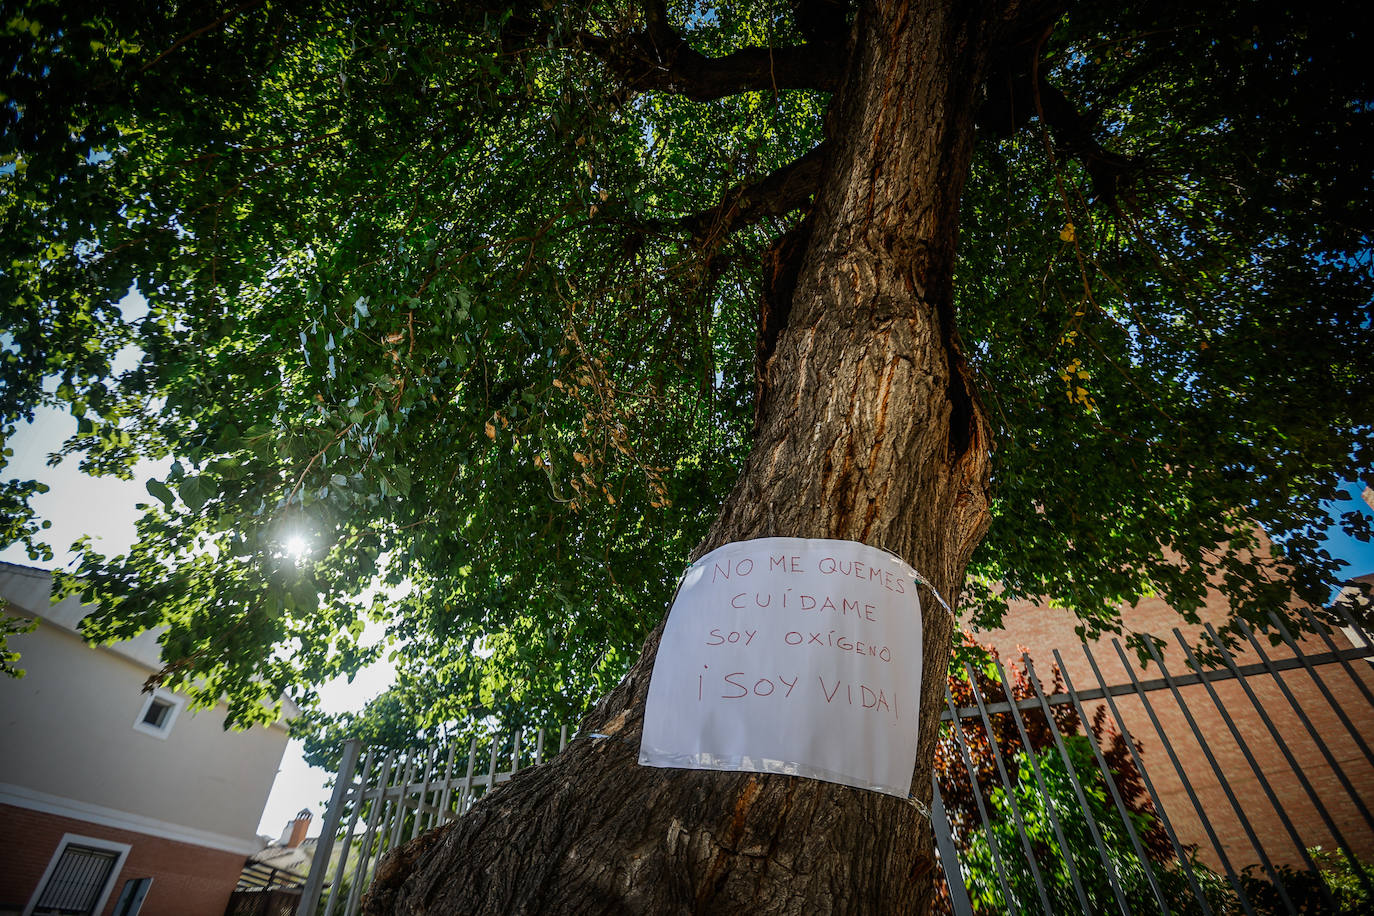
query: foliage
[
  {"left": 938, "top": 642, "right": 1168, "bottom": 853},
  {"left": 1307, "top": 846, "right": 1374, "bottom": 913},
  {"left": 0, "top": 611, "right": 37, "bottom": 678},
  {"left": 955, "top": 0, "right": 1374, "bottom": 652},
  {"left": 0, "top": 452, "right": 51, "bottom": 562},
  {"left": 0, "top": 441, "right": 45, "bottom": 674},
  {"left": 294, "top": 683, "right": 565, "bottom": 772},
  {"left": 1237, "top": 849, "right": 1374, "bottom": 916},
  {"left": 1, "top": 0, "right": 1370, "bottom": 730},
  {"left": 952, "top": 742, "right": 1233, "bottom": 915},
  {"left": 935, "top": 646, "right": 1374, "bottom": 915},
  {"left": 934, "top": 644, "right": 1196, "bottom": 913}
]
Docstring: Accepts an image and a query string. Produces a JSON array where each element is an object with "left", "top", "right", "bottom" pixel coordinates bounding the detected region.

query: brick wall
[
  {"left": 0, "top": 804, "right": 248, "bottom": 916},
  {"left": 971, "top": 589, "right": 1374, "bottom": 872}
]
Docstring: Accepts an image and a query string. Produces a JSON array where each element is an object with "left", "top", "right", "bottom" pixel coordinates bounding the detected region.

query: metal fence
[
  {"left": 227, "top": 850, "right": 309, "bottom": 916},
  {"left": 296, "top": 726, "right": 571, "bottom": 916},
  {"left": 297, "top": 602, "right": 1374, "bottom": 916},
  {"left": 236, "top": 860, "right": 309, "bottom": 892},
  {"left": 935, "top": 601, "right": 1374, "bottom": 916}
]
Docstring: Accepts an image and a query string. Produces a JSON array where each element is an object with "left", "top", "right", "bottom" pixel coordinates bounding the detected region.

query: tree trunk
[{"left": 365, "top": 1, "right": 1014, "bottom": 912}]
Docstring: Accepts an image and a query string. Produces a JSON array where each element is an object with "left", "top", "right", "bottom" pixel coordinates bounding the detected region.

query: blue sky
[{"left": 1317, "top": 488, "right": 1374, "bottom": 578}]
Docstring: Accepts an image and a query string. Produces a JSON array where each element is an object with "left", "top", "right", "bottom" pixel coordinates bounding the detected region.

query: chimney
[{"left": 287, "top": 809, "right": 312, "bottom": 848}]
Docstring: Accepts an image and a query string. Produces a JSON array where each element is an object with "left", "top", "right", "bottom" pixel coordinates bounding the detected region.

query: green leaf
[
  {"left": 145, "top": 478, "right": 175, "bottom": 509},
  {"left": 178, "top": 476, "right": 211, "bottom": 513}
]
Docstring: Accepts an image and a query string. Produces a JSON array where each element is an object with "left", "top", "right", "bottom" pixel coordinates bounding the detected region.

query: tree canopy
[{"left": 2, "top": 0, "right": 1370, "bottom": 738}]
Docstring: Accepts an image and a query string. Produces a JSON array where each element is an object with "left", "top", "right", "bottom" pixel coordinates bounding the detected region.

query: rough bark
[{"left": 364, "top": 1, "right": 1038, "bottom": 913}]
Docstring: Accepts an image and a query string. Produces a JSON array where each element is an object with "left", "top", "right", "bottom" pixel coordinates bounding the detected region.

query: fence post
[
  {"left": 297, "top": 739, "right": 362, "bottom": 916},
  {"left": 931, "top": 781, "right": 975, "bottom": 916}
]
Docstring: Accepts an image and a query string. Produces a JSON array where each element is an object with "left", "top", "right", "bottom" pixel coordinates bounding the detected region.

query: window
[
  {"left": 24, "top": 834, "right": 129, "bottom": 916},
  {"left": 132, "top": 689, "right": 182, "bottom": 739},
  {"left": 111, "top": 877, "right": 152, "bottom": 916},
  {"left": 141, "top": 699, "right": 171, "bottom": 729}
]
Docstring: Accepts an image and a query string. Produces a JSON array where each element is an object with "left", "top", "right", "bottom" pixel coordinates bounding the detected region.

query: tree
[{"left": 2, "top": 0, "right": 1370, "bottom": 911}]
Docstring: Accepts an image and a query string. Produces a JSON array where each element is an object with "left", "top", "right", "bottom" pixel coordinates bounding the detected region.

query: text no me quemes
[{"left": 710, "top": 553, "right": 909, "bottom": 595}]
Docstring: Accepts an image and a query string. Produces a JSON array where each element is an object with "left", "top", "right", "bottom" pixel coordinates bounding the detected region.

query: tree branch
[
  {"left": 487, "top": 1, "right": 842, "bottom": 101},
  {"left": 591, "top": 146, "right": 825, "bottom": 245},
  {"left": 582, "top": 1, "right": 843, "bottom": 101},
  {"left": 135, "top": 0, "right": 265, "bottom": 75},
  {"left": 1033, "top": 79, "right": 1135, "bottom": 205},
  {"left": 676, "top": 145, "right": 827, "bottom": 243},
  {"left": 787, "top": 0, "right": 852, "bottom": 48},
  {"left": 978, "top": 64, "right": 1136, "bottom": 204}
]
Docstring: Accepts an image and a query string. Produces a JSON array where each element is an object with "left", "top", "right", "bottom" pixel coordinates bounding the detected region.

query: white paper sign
[{"left": 639, "top": 537, "right": 924, "bottom": 798}]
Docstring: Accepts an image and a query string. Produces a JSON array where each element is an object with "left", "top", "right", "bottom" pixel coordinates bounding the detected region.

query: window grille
[{"left": 32, "top": 844, "right": 119, "bottom": 916}]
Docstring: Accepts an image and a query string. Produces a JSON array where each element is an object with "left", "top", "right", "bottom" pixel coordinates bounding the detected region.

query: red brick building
[{"left": 973, "top": 569, "right": 1374, "bottom": 873}]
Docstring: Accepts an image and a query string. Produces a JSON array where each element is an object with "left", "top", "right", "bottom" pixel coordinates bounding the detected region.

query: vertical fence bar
[
  {"left": 1121, "top": 639, "right": 1296, "bottom": 913},
  {"left": 1053, "top": 651, "right": 1187, "bottom": 916},
  {"left": 487, "top": 735, "right": 500, "bottom": 795},
  {"left": 313, "top": 726, "right": 572, "bottom": 913},
  {"left": 1295, "top": 604, "right": 1374, "bottom": 708},
  {"left": 963, "top": 662, "right": 1055, "bottom": 915},
  {"left": 434, "top": 743, "right": 458, "bottom": 828},
  {"left": 1082, "top": 645, "right": 1255, "bottom": 916},
  {"left": 931, "top": 780, "right": 975, "bottom": 916},
  {"left": 430, "top": 744, "right": 445, "bottom": 829},
  {"left": 367, "top": 756, "right": 403, "bottom": 901},
  {"left": 943, "top": 688, "right": 1021, "bottom": 916},
  {"left": 457, "top": 736, "right": 478, "bottom": 817},
  {"left": 1201, "top": 621, "right": 1374, "bottom": 899},
  {"left": 1020, "top": 656, "right": 1134, "bottom": 916},
  {"left": 296, "top": 739, "right": 362, "bottom": 916},
  {"left": 1260, "top": 614, "right": 1374, "bottom": 768},
  {"left": 1164, "top": 631, "right": 1338, "bottom": 912},
  {"left": 988, "top": 657, "right": 1094, "bottom": 914},
  {"left": 319, "top": 748, "right": 375, "bottom": 916},
  {"left": 410, "top": 746, "right": 437, "bottom": 841},
  {"left": 344, "top": 752, "right": 394, "bottom": 916},
  {"left": 1227, "top": 620, "right": 1374, "bottom": 836},
  {"left": 388, "top": 752, "right": 417, "bottom": 849}
]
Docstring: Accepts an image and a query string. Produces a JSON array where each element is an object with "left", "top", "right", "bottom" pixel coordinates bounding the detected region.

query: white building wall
[{"left": 0, "top": 564, "right": 289, "bottom": 853}]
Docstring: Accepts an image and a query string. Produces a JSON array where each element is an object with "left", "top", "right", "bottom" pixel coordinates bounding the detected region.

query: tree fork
[{"left": 365, "top": 2, "right": 1039, "bottom": 913}]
